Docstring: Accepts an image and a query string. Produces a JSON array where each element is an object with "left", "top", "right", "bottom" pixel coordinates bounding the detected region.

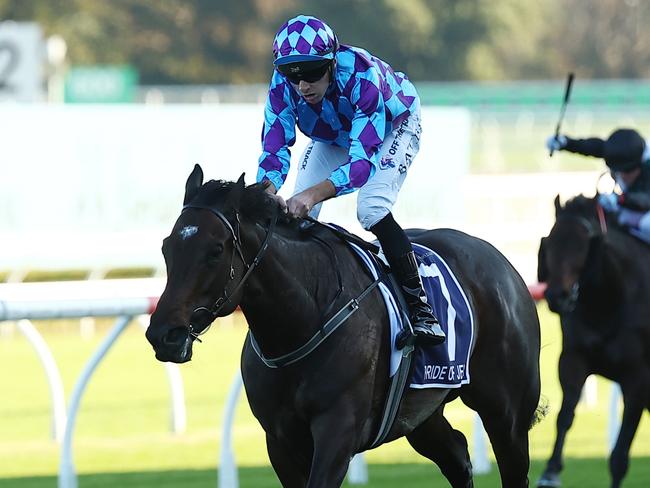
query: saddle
[
  {"left": 300, "top": 217, "right": 416, "bottom": 339},
  {"left": 300, "top": 216, "right": 381, "bottom": 254},
  {"left": 300, "top": 217, "right": 474, "bottom": 447}
]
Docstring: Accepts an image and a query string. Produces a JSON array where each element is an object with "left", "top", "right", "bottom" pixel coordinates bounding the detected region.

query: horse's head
[
  {"left": 538, "top": 194, "right": 604, "bottom": 314},
  {"left": 146, "top": 164, "right": 276, "bottom": 363}
]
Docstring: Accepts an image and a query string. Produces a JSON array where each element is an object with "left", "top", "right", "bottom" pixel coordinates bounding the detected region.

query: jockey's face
[{"left": 292, "top": 60, "right": 334, "bottom": 105}]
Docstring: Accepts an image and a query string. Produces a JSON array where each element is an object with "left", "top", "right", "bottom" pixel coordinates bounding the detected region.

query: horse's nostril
[
  {"left": 163, "top": 327, "right": 190, "bottom": 347},
  {"left": 145, "top": 326, "right": 161, "bottom": 347}
]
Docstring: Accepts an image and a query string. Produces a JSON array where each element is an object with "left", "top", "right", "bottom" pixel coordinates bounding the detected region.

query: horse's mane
[
  {"left": 560, "top": 193, "right": 636, "bottom": 238},
  {"left": 193, "top": 179, "right": 299, "bottom": 227},
  {"left": 560, "top": 194, "right": 597, "bottom": 218}
]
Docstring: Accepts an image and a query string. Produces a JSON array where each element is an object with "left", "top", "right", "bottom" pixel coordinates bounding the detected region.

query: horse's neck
[{"left": 239, "top": 225, "right": 344, "bottom": 357}]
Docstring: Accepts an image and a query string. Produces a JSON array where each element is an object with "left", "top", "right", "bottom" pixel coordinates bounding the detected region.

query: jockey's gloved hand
[
  {"left": 617, "top": 208, "right": 641, "bottom": 228},
  {"left": 545, "top": 134, "right": 568, "bottom": 152},
  {"left": 597, "top": 192, "right": 620, "bottom": 212}
]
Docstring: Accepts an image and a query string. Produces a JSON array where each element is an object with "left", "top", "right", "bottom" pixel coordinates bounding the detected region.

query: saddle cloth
[{"left": 348, "top": 241, "right": 474, "bottom": 389}]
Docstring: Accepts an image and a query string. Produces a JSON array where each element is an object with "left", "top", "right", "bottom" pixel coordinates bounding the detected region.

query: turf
[{"left": 1, "top": 305, "right": 649, "bottom": 487}]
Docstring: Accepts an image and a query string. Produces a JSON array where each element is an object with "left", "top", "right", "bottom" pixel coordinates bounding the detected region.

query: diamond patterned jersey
[{"left": 257, "top": 45, "right": 419, "bottom": 196}]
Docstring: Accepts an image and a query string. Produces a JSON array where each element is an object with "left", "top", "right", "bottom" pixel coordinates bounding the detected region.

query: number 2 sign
[
  {"left": 0, "top": 40, "right": 19, "bottom": 91},
  {"left": 0, "top": 22, "right": 44, "bottom": 102}
]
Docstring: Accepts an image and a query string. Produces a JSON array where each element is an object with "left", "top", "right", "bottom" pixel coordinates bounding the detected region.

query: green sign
[
  {"left": 417, "top": 80, "right": 650, "bottom": 108},
  {"left": 65, "top": 65, "right": 137, "bottom": 103}
]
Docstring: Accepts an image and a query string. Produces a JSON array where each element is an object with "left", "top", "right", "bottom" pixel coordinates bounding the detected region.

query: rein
[
  {"left": 249, "top": 276, "right": 381, "bottom": 368},
  {"left": 248, "top": 219, "right": 381, "bottom": 368},
  {"left": 182, "top": 203, "right": 277, "bottom": 339},
  {"left": 596, "top": 203, "right": 608, "bottom": 233}
]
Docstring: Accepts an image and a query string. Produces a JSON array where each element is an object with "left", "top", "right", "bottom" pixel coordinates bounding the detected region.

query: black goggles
[{"left": 277, "top": 60, "right": 331, "bottom": 84}]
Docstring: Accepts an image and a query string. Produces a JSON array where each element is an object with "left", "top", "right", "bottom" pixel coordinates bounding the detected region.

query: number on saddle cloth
[{"left": 334, "top": 233, "right": 474, "bottom": 387}]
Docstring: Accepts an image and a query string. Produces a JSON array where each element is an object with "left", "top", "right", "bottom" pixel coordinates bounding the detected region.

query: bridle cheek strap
[{"left": 182, "top": 204, "right": 277, "bottom": 335}]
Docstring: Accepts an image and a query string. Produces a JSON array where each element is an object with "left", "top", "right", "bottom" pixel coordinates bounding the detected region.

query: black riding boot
[
  {"left": 370, "top": 212, "right": 445, "bottom": 346},
  {"left": 391, "top": 251, "right": 446, "bottom": 346}
]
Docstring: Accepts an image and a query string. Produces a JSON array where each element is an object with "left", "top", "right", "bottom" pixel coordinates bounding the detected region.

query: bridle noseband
[
  {"left": 181, "top": 203, "right": 277, "bottom": 339},
  {"left": 553, "top": 204, "right": 608, "bottom": 305}
]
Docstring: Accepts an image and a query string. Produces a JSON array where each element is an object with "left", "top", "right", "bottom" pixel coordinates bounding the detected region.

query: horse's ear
[
  {"left": 184, "top": 164, "right": 204, "bottom": 205},
  {"left": 228, "top": 173, "right": 246, "bottom": 210},
  {"left": 553, "top": 194, "right": 562, "bottom": 215},
  {"left": 537, "top": 237, "right": 549, "bottom": 283}
]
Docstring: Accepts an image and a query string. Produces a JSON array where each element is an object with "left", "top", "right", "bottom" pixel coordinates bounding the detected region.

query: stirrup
[
  {"left": 396, "top": 328, "right": 416, "bottom": 350},
  {"left": 412, "top": 322, "right": 446, "bottom": 345}
]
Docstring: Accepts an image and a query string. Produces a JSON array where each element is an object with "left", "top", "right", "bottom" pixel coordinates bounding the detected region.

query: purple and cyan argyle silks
[
  {"left": 272, "top": 15, "right": 337, "bottom": 65},
  {"left": 257, "top": 44, "right": 419, "bottom": 196}
]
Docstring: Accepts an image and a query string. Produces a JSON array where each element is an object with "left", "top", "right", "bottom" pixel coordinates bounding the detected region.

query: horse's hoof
[{"left": 536, "top": 472, "right": 561, "bottom": 487}]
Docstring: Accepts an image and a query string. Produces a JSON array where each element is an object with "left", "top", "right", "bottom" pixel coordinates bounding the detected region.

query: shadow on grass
[{"left": 5, "top": 458, "right": 650, "bottom": 487}]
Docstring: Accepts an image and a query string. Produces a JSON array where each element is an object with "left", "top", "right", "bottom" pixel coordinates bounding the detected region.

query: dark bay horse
[
  {"left": 537, "top": 195, "right": 650, "bottom": 488},
  {"left": 146, "top": 164, "right": 542, "bottom": 487}
]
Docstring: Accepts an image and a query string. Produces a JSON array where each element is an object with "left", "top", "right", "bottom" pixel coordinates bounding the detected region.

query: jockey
[
  {"left": 257, "top": 14, "right": 445, "bottom": 346},
  {"left": 547, "top": 128, "right": 650, "bottom": 242}
]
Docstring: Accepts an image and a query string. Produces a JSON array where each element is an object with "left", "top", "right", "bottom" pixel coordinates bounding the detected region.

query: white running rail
[
  {"left": 1, "top": 278, "right": 622, "bottom": 486},
  {"left": 0, "top": 278, "right": 186, "bottom": 488}
]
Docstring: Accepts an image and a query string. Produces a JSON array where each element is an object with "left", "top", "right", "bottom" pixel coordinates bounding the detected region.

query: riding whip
[{"left": 550, "top": 72, "right": 575, "bottom": 157}]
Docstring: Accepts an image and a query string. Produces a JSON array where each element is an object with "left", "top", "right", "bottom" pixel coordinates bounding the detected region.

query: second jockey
[{"left": 547, "top": 128, "right": 650, "bottom": 243}]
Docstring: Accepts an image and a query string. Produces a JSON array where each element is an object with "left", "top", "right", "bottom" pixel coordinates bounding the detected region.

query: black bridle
[
  {"left": 552, "top": 206, "right": 607, "bottom": 308},
  {"left": 182, "top": 203, "right": 277, "bottom": 340},
  {"left": 179, "top": 204, "right": 380, "bottom": 368}
]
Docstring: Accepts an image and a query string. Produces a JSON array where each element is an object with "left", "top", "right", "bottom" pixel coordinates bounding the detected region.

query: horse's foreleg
[
  {"left": 305, "top": 409, "right": 359, "bottom": 488},
  {"left": 406, "top": 408, "right": 473, "bottom": 488},
  {"left": 608, "top": 380, "right": 647, "bottom": 488},
  {"left": 266, "top": 433, "right": 311, "bottom": 488},
  {"left": 538, "top": 352, "right": 588, "bottom": 487}
]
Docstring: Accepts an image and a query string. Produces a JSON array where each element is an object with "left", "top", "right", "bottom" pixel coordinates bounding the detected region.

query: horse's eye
[{"left": 207, "top": 244, "right": 224, "bottom": 263}]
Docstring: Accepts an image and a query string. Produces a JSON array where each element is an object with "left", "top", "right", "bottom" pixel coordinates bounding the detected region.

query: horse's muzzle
[
  {"left": 544, "top": 284, "right": 579, "bottom": 314},
  {"left": 146, "top": 325, "right": 194, "bottom": 363}
]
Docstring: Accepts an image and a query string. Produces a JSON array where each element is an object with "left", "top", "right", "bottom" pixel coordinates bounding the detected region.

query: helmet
[
  {"left": 272, "top": 15, "right": 338, "bottom": 66},
  {"left": 604, "top": 128, "right": 645, "bottom": 172}
]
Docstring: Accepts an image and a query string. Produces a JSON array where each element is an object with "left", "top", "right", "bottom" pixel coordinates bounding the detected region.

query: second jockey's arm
[{"left": 287, "top": 180, "right": 336, "bottom": 218}]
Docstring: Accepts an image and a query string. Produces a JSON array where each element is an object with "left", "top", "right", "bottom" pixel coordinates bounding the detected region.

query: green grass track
[{"left": 1, "top": 305, "right": 649, "bottom": 487}]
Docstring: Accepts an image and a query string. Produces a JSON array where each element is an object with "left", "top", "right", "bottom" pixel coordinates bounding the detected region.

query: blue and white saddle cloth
[{"left": 348, "top": 241, "right": 475, "bottom": 389}]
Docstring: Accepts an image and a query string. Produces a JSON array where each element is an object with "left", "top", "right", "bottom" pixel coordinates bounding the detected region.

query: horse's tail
[{"left": 529, "top": 395, "right": 549, "bottom": 430}]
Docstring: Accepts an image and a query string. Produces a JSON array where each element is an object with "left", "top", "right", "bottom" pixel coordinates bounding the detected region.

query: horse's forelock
[
  {"left": 189, "top": 179, "right": 233, "bottom": 207},
  {"left": 560, "top": 194, "right": 596, "bottom": 218},
  {"left": 190, "top": 179, "right": 284, "bottom": 223}
]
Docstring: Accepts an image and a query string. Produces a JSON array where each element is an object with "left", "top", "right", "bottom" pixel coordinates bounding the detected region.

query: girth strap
[
  {"left": 369, "top": 343, "right": 414, "bottom": 449},
  {"left": 368, "top": 270, "right": 416, "bottom": 449}
]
